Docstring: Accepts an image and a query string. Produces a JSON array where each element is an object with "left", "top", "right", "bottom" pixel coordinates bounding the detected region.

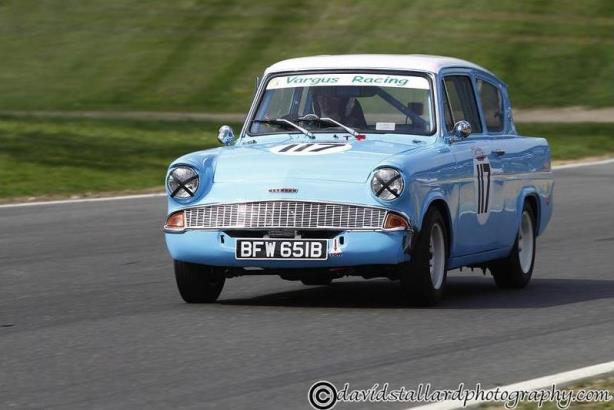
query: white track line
[
  {"left": 0, "top": 157, "right": 612, "bottom": 209},
  {"left": 407, "top": 360, "right": 614, "bottom": 410},
  {"left": 553, "top": 157, "right": 614, "bottom": 170},
  {"left": 0, "top": 192, "right": 165, "bottom": 209}
]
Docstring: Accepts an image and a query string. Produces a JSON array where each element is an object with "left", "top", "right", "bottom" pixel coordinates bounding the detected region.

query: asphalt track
[{"left": 1, "top": 163, "right": 613, "bottom": 410}]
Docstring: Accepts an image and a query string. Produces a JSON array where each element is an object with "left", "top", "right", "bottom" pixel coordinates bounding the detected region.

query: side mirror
[
  {"left": 452, "top": 120, "right": 472, "bottom": 141},
  {"left": 217, "top": 125, "right": 236, "bottom": 146}
]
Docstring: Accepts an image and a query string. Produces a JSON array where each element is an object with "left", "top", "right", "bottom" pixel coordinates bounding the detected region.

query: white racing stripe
[
  {"left": 0, "top": 157, "right": 612, "bottom": 209},
  {"left": 407, "top": 360, "right": 614, "bottom": 410}
]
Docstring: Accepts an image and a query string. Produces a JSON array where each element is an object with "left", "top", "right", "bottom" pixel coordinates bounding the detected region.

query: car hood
[{"left": 213, "top": 139, "right": 424, "bottom": 183}]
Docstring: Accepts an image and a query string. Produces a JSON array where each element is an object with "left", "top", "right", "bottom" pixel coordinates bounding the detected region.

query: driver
[{"left": 312, "top": 88, "right": 367, "bottom": 129}]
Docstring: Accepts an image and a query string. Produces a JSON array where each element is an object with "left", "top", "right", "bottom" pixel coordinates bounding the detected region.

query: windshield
[{"left": 249, "top": 72, "right": 435, "bottom": 136}]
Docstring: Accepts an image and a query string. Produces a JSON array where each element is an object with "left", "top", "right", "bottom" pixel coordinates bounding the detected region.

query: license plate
[{"left": 235, "top": 239, "right": 328, "bottom": 260}]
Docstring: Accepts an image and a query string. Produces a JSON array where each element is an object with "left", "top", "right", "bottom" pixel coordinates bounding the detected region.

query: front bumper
[{"left": 165, "top": 230, "right": 412, "bottom": 268}]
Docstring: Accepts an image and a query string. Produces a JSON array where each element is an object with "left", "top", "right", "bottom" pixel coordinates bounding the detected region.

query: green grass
[
  {"left": 0, "top": 0, "right": 612, "bottom": 113},
  {"left": 1, "top": 117, "right": 612, "bottom": 200},
  {"left": 518, "top": 123, "right": 614, "bottom": 160},
  {"left": 481, "top": 375, "right": 614, "bottom": 409},
  {"left": 0, "top": 116, "right": 239, "bottom": 199}
]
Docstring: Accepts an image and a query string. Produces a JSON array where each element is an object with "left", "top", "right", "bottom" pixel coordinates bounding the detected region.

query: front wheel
[
  {"left": 400, "top": 207, "right": 448, "bottom": 306},
  {"left": 174, "top": 261, "right": 226, "bottom": 303},
  {"left": 489, "top": 203, "right": 536, "bottom": 289}
]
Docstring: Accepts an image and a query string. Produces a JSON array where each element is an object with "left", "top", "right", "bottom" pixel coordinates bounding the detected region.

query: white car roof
[{"left": 264, "top": 54, "right": 495, "bottom": 77}]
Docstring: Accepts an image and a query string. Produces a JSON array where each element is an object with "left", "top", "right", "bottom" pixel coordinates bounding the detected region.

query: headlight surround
[
  {"left": 371, "top": 167, "right": 404, "bottom": 200},
  {"left": 167, "top": 166, "right": 199, "bottom": 199}
]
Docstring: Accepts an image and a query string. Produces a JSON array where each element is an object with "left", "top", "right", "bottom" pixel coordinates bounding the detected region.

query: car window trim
[
  {"left": 474, "top": 75, "right": 506, "bottom": 135},
  {"left": 241, "top": 69, "right": 438, "bottom": 139},
  {"left": 441, "top": 73, "right": 484, "bottom": 136},
  {"left": 442, "top": 79, "right": 455, "bottom": 132}
]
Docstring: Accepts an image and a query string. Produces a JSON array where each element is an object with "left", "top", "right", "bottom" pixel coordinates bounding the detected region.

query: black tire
[
  {"left": 489, "top": 202, "right": 536, "bottom": 289},
  {"left": 300, "top": 277, "right": 333, "bottom": 286},
  {"left": 174, "top": 260, "right": 225, "bottom": 303},
  {"left": 400, "top": 207, "right": 449, "bottom": 306}
]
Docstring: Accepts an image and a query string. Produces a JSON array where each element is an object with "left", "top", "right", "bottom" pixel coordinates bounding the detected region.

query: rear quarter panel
[{"left": 499, "top": 135, "right": 554, "bottom": 241}]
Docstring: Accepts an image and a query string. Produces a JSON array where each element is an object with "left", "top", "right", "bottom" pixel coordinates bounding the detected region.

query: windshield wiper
[
  {"left": 252, "top": 118, "right": 314, "bottom": 139},
  {"left": 297, "top": 114, "right": 359, "bottom": 137},
  {"left": 320, "top": 117, "right": 359, "bottom": 137}
]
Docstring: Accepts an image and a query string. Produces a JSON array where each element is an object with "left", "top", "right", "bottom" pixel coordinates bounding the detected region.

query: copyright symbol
[{"left": 308, "top": 380, "right": 337, "bottom": 410}]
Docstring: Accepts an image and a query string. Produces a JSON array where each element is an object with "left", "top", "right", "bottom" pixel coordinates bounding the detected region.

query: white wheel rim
[
  {"left": 518, "top": 210, "right": 535, "bottom": 274},
  {"left": 429, "top": 223, "right": 446, "bottom": 289}
]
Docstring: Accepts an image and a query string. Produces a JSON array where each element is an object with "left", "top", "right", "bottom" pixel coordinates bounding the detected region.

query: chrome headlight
[
  {"left": 167, "top": 166, "right": 199, "bottom": 199},
  {"left": 371, "top": 167, "right": 404, "bottom": 200}
]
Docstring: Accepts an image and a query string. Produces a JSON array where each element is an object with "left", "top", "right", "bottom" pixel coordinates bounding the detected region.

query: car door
[
  {"left": 475, "top": 76, "right": 513, "bottom": 249},
  {"left": 441, "top": 73, "right": 499, "bottom": 256}
]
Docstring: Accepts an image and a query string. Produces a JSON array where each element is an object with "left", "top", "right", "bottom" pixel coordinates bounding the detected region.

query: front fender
[
  {"left": 417, "top": 190, "right": 448, "bottom": 232},
  {"left": 166, "top": 152, "right": 220, "bottom": 210},
  {"left": 415, "top": 190, "right": 455, "bottom": 256}
]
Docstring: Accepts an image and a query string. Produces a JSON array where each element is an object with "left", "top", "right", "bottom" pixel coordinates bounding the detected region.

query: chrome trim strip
[{"left": 173, "top": 199, "right": 391, "bottom": 212}]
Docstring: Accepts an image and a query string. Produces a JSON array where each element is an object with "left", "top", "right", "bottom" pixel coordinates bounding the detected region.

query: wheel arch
[
  {"left": 517, "top": 187, "right": 541, "bottom": 236},
  {"left": 420, "top": 197, "right": 453, "bottom": 253}
]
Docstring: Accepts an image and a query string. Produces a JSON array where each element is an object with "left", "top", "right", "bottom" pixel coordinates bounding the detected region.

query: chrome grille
[{"left": 183, "top": 201, "right": 387, "bottom": 230}]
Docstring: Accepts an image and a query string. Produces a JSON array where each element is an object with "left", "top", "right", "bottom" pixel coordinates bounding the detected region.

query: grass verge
[
  {"left": 0, "top": 116, "right": 239, "bottom": 199},
  {"left": 0, "top": 1, "right": 612, "bottom": 112},
  {"left": 517, "top": 123, "right": 614, "bottom": 161},
  {"left": 1, "top": 117, "right": 612, "bottom": 200},
  {"left": 481, "top": 375, "right": 614, "bottom": 409}
]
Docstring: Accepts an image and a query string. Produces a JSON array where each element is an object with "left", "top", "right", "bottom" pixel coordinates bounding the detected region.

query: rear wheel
[
  {"left": 174, "top": 261, "right": 225, "bottom": 303},
  {"left": 400, "top": 207, "right": 448, "bottom": 306},
  {"left": 490, "top": 202, "right": 536, "bottom": 289}
]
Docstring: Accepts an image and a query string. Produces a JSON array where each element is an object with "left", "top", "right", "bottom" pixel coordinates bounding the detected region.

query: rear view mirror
[{"left": 408, "top": 102, "right": 424, "bottom": 116}]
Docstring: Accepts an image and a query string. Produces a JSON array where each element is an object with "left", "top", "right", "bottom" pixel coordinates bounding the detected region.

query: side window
[
  {"left": 443, "top": 75, "right": 482, "bottom": 134},
  {"left": 477, "top": 79, "right": 504, "bottom": 132}
]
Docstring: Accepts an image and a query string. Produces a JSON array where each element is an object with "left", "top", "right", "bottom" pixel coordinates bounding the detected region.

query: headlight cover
[
  {"left": 167, "top": 166, "right": 199, "bottom": 199},
  {"left": 371, "top": 167, "right": 404, "bottom": 200}
]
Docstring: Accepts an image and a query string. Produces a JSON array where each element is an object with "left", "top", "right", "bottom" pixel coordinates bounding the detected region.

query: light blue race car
[{"left": 163, "top": 54, "right": 554, "bottom": 305}]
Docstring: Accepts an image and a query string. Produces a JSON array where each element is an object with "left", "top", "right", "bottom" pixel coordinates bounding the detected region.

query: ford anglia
[{"left": 163, "top": 55, "right": 554, "bottom": 305}]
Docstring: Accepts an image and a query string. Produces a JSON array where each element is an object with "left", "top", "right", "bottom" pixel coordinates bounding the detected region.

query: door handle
[{"left": 492, "top": 149, "right": 506, "bottom": 156}]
